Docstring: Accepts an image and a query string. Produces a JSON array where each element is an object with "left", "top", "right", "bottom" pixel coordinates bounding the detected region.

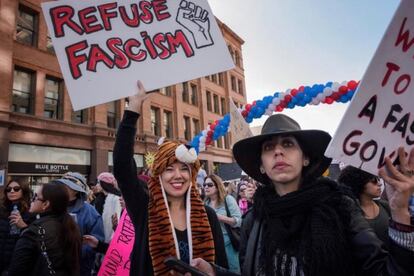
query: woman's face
[
  {"left": 6, "top": 181, "right": 23, "bottom": 202},
  {"left": 238, "top": 184, "right": 247, "bottom": 199},
  {"left": 160, "top": 161, "right": 191, "bottom": 199},
  {"left": 203, "top": 178, "right": 217, "bottom": 197},
  {"left": 363, "top": 177, "right": 382, "bottom": 198},
  {"left": 30, "top": 186, "right": 46, "bottom": 213},
  {"left": 261, "top": 135, "right": 308, "bottom": 187}
]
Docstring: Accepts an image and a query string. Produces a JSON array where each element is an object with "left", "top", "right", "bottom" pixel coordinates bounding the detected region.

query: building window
[
  {"left": 182, "top": 82, "right": 189, "bottom": 103},
  {"left": 228, "top": 45, "right": 235, "bottom": 63},
  {"left": 224, "top": 134, "right": 230, "bottom": 149},
  {"left": 107, "top": 101, "right": 119, "bottom": 129},
  {"left": 231, "top": 76, "right": 237, "bottom": 91},
  {"left": 184, "top": 116, "right": 191, "bottom": 141},
  {"left": 206, "top": 91, "right": 212, "bottom": 112},
  {"left": 238, "top": 80, "right": 244, "bottom": 95},
  {"left": 190, "top": 84, "right": 198, "bottom": 106},
  {"left": 72, "top": 109, "right": 88, "bottom": 124},
  {"left": 211, "top": 74, "right": 217, "bottom": 84},
  {"left": 44, "top": 77, "right": 63, "bottom": 119},
  {"left": 235, "top": 51, "right": 240, "bottom": 67},
  {"left": 164, "top": 110, "right": 173, "bottom": 138},
  {"left": 213, "top": 94, "right": 219, "bottom": 114},
  {"left": 151, "top": 106, "right": 161, "bottom": 136},
  {"left": 192, "top": 119, "right": 200, "bottom": 138},
  {"left": 219, "top": 73, "right": 224, "bottom": 86},
  {"left": 160, "top": 86, "right": 172, "bottom": 97},
  {"left": 220, "top": 97, "right": 226, "bottom": 115},
  {"left": 46, "top": 32, "right": 55, "bottom": 54},
  {"left": 12, "top": 68, "right": 35, "bottom": 114},
  {"left": 217, "top": 137, "right": 224, "bottom": 149},
  {"left": 16, "top": 6, "right": 37, "bottom": 46}
]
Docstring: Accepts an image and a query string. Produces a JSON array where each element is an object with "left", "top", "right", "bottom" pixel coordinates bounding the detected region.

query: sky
[{"left": 208, "top": 0, "right": 400, "bottom": 135}]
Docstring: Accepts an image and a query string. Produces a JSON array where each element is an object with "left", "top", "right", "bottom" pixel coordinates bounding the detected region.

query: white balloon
[
  {"left": 341, "top": 80, "right": 348, "bottom": 86},
  {"left": 312, "top": 99, "right": 320, "bottom": 105},
  {"left": 268, "top": 104, "right": 275, "bottom": 110},
  {"left": 316, "top": 93, "right": 325, "bottom": 101},
  {"left": 331, "top": 82, "right": 340, "bottom": 91},
  {"left": 202, "top": 130, "right": 208, "bottom": 136},
  {"left": 265, "top": 109, "right": 273, "bottom": 116},
  {"left": 323, "top": 87, "right": 333, "bottom": 97},
  {"left": 200, "top": 136, "right": 206, "bottom": 143}
]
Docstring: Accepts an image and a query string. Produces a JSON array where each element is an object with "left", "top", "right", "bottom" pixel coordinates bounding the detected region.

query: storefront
[
  {"left": 107, "top": 151, "right": 144, "bottom": 173},
  {"left": 8, "top": 143, "right": 91, "bottom": 189}
]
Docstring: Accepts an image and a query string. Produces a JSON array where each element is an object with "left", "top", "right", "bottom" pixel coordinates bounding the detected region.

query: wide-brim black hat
[{"left": 232, "top": 114, "right": 332, "bottom": 184}]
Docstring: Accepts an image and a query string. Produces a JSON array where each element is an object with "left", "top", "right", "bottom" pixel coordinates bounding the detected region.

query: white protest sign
[
  {"left": 325, "top": 0, "right": 414, "bottom": 175},
  {"left": 229, "top": 100, "right": 253, "bottom": 146},
  {"left": 41, "top": 0, "right": 234, "bottom": 110}
]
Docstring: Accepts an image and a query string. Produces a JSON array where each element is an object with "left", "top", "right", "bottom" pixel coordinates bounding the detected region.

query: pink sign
[{"left": 98, "top": 211, "right": 135, "bottom": 276}]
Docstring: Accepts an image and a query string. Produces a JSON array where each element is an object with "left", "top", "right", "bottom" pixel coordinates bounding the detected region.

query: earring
[
  {"left": 304, "top": 160, "right": 310, "bottom": 167},
  {"left": 260, "top": 166, "right": 265, "bottom": 174}
]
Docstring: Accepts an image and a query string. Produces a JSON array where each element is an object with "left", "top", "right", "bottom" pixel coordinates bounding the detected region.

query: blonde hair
[{"left": 206, "top": 174, "right": 227, "bottom": 205}]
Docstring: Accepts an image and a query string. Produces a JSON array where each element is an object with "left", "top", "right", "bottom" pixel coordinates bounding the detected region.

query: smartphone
[{"left": 164, "top": 256, "right": 208, "bottom": 276}]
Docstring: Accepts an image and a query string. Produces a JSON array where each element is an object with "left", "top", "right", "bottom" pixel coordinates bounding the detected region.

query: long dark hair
[
  {"left": 43, "top": 182, "right": 81, "bottom": 275},
  {"left": 2, "top": 179, "right": 31, "bottom": 213}
]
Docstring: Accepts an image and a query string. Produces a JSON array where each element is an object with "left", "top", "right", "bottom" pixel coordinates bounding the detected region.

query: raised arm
[{"left": 113, "top": 81, "right": 150, "bottom": 224}]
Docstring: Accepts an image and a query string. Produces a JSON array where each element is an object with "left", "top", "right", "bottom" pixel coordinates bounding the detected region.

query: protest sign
[
  {"left": 41, "top": 0, "right": 235, "bottom": 110},
  {"left": 98, "top": 211, "right": 134, "bottom": 276},
  {"left": 229, "top": 100, "right": 253, "bottom": 146},
  {"left": 325, "top": 0, "right": 414, "bottom": 175}
]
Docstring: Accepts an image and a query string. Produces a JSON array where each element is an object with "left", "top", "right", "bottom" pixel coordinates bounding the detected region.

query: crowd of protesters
[{"left": 0, "top": 82, "right": 413, "bottom": 276}]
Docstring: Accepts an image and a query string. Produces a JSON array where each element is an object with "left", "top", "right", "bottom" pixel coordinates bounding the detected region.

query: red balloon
[
  {"left": 325, "top": 97, "right": 334, "bottom": 104},
  {"left": 252, "top": 101, "right": 257, "bottom": 106},
  {"left": 207, "top": 130, "right": 213, "bottom": 137},
  {"left": 210, "top": 123, "right": 216, "bottom": 130},
  {"left": 298, "top": 86, "right": 305, "bottom": 92},
  {"left": 284, "top": 94, "right": 292, "bottom": 102},
  {"left": 276, "top": 106, "right": 284, "bottom": 112},
  {"left": 347, "top": 80, "right": 358, "bottom": 90},
  {"left": 331, "top": 93, "right": 340, "bottom": 101},
  {"left": 291, "top": 89, "right": 298, "bottom": 96},
  {"left": 206, "top": 137, "right": 212, "bottom": 144},
  {"left": 245, "top": 104, "right": 252, "bottom": 111},
  {"left": 339, "top": 86, "right": 348, "bottom": 95},
  {"left": 241, "top": 110, "right": 248, "bottom": 117}
]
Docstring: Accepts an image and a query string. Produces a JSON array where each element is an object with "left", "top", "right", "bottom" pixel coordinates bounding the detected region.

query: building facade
[{"left": 0, "top": 0, "right": 247, "bottom": 187}]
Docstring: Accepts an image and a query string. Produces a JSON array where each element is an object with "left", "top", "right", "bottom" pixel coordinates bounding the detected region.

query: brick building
[{"left": 0, "top": 0, "right": 247, "bottom": 187}]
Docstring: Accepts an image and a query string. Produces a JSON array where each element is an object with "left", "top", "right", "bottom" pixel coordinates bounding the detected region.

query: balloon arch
[{"left": 189, "top": 80, "right": 359, "bottom": 153}]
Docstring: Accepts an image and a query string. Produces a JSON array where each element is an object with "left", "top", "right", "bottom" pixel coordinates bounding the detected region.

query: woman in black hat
[{"left": 190, "top": 113, "right": 414, "bottom": 276}]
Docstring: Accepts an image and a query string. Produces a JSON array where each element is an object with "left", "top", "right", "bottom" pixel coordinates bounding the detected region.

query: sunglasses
[
  {"left": 32, "top": 193, "right": 46, "bottom": 202},
  {"left": 6, "top": 186, "right": 21, "bottom": 193},
  {"left": 203, "top": 183, "right": 215, "bottom": 188}
]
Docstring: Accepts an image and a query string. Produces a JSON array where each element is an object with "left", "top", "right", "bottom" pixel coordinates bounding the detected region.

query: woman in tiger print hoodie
[{"left": 113, "top": 81, "right": 228, "bottom": 276}]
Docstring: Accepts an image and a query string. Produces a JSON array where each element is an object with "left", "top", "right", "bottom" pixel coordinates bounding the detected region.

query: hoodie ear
[
  {"left": 157, "top": 137, "right": 166, "bottom": 146},
  {"left": 175, "top": 145, "right": 198, "bottom": 164}
]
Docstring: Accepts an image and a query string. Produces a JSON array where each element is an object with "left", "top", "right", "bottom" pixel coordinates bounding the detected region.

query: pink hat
[{"left": 97, "top": 172, "right": 117, "bottom": 186}]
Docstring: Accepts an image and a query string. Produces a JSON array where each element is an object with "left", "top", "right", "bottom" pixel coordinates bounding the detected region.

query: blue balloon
[
  {"left": 325, "top": 81, "right": 333, "bottom": 87},
  {"left": 291, "top": 97, "right": 298, "bottom": 105},
  {"left": 287, "top": 102, "right": 295, "bottom": 109},
  {"left": 246, "top": 117, "right": 253, "bottom": 123}
]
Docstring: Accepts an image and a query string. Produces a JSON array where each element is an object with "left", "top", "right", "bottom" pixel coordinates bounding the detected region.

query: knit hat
[
  {"left": 147, "top": 140, "right": 215, "bottom": 275},
  {"left": 97, "top": 172, "right": 120, "bottom": 196}
]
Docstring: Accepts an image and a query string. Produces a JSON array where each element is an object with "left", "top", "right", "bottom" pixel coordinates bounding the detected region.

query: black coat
[
  {"left": 238, "top": 193, "right": 414, "bottom": 276},
  {"left": 113, "top": 110, "right": 228, "bottom": 276},
  {"left": 0, "top": 206, "right": 32, "bottom": 274},
  {"left": 7, "top": 214, "right": 78, "bottom": 276}
]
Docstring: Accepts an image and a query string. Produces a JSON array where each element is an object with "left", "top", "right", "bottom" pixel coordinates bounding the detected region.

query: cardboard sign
[
  {"left": 41, "top": 0, "right": 234, "bottom": 110},
  {"left": 229, "top": 100, "right": 253, "bottom": 146},
  {"left": 98, "top": 211, "right": 135, "bottom": 276},
  {"left": 325, "top": 0, "right": 414, "bottom": 175}
]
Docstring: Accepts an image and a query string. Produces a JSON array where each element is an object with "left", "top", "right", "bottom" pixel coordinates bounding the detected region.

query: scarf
[
  {"left": 254, "top": 178, "right": 353, "bottom": 276},
  {"left": 148, "top": 140, "right": 215, "bottom": 275}
]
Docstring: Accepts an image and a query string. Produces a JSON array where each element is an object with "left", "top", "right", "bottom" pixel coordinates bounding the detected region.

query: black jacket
[
  {"left": 238, "top": 193, "right": 414, "bottom": 276},
  {"left": 7, "top": 214, "right": 78, "bottom": 276},
  {"left": 0, "top": 206, "right": 32, "bottom": 274},
  {"left": 113, "top": 110, "right": 228, "bottom": 276}
]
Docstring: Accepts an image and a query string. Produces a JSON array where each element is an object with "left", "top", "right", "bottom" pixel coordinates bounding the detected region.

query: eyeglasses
[
  {"left": 203, "top": 183, "right": 215, "bottom": 188},
  {"left": 6, "top": 186, "right": 21, "bottom": 193},
  {"left": 32, "top": 193, "right": 46, "bottom": 202}
]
